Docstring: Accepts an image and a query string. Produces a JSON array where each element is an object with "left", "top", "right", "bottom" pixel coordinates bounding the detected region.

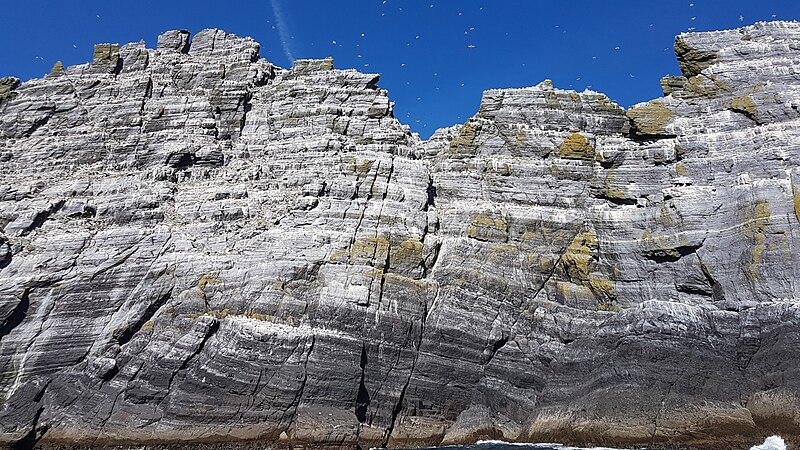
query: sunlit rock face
[{"left": 1, "top": 21, "right": 799, "bottom": 449}]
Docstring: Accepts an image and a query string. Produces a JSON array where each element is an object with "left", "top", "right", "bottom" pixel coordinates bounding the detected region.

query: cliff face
[{"left": 0, "top": 22, "right": 799, "bottom": 449}]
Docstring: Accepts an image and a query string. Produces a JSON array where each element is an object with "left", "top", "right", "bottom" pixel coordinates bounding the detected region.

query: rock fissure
[
  {"left": 157, "top": 317, "right": 220, "bottom": 403},
  {"left": 0, "top": 289, "right": 29, "bottom": 340},
  {"left": 115, "top": 288, "right": 173, "bottom": 347},
  {"left": 385, "top": 296, "right": 428, "bottom": 447},
  {"left": 355, "top": 344, "right": 370, "bottom": 424},
  {"left": 8, "top": 380, "right": 49, "bottom": 450}
]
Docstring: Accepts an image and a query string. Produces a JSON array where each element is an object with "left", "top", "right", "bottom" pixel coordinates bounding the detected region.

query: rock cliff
[{"left": 1, "top": 22, "right": 799, "bottom": 449}]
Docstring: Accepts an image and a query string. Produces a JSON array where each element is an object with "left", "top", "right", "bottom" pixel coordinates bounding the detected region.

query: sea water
[{"left": 402, "top": 435, "right": 787, "bottom": 450}]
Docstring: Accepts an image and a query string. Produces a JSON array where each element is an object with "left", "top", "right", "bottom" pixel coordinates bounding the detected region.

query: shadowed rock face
[{"left": 0, "top": 21, "right": 799, "bottom": 450}]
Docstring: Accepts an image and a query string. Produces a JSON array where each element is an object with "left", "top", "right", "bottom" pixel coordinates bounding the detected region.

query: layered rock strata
[{"left": 1, "top": 22, "right": 800, "bottom": 449}]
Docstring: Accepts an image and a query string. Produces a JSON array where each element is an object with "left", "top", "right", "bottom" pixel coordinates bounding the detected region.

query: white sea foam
[
  {"left": 474, "top": 440, "right": 638, "bottom": 450},
  {"left": 750, "top": 435, "right": 786, "bottom": 450},
  {"left": 379, "top": 438, "right": 786, "bottom": 450},
  {"left": 475, "top": 441, "right": 551, "bottom": 447}
]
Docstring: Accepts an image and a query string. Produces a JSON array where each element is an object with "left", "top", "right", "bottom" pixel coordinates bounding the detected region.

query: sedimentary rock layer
[{"left": 1, "top": 21, "right": 800, "bottom": 449}]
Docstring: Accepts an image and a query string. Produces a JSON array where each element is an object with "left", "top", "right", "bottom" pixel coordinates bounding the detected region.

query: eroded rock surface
[{"left": 1, "top": 21, "right": 799, "bottom": 449}]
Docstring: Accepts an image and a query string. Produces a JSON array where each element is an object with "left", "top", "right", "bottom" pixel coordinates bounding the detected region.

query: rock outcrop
[{"left": 1, "top": 21, "right": 800, "bottom": 449}]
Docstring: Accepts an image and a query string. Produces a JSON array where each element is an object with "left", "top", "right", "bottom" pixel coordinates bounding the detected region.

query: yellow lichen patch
[
  {"left": 329, "top": 249, "right": 350, "bottom": 263},
  {"left": 466, "top": 215, "right": 508, "bottom": 241},
  {"left": 383, "top": 272, "right": 431, "bottom": 290},
  {"left": 674, "top": 36, "right": 719, "bottom": 78},
  {"left": 603, "top": 170, "right": 628, "bottom": 201},
  {"left": 606, "top": 187, "right": 628, "bottom": 200},
  {"left": 350, "top": 236, "right": 390, "bottom": 264},
  {"left": 588, "top": 276, "right": 615, "bottom": 301},
  {"left": 558, "top": 133, "right": 594, "bottom": 160},
  {"left": 744, "top": 200, "right": 771, "bottom": 233},
  {"left": 450, "top": 122, "right": 476, "bottom": 149},
  {"left": 524, "top": 254, "right": 538, "bottom": 268},
  {"left": 674, "top": 143, "right": 686, "bottom": 160},
  {"left": 554, "top": 281, "right": 599, "bottom": 309},
  {"left": 626, "top": 101, "right": 674, "bottom": 136},
  {"left": 206, "top": 308, "right": 232, "bottom": 319},
  {"left": 332, "top": 236, "right": 423, "bottom": 272},
  {"left": 451, "top": 267, "right": 509, "bottom": 291},
  {"left": 660, "top": 205, "right": 676, "bottom": 227},
  {"left": 470, "top": 216, "right": 508, "bottom": 230},
  {"left": 142, "top": 320, "right": 155, "bottom": 332},
  {"left": 752, "top": 233, "right": 766, "bottom": 266},
  {"left": 347, "top": 158, "right": 374, "bottom": 175},
  {"left": 747, "top": 232, "right": 767, "bottom": 280},
  {"left": 561, "top": 231, "right": 598, "bottom": 282},
  {"left": 487, "top": 243, "right": 519, "bottom": 262},
  {"left": 595, "top": 302, "right": 621, "bottom": 313},
  {"left": 743, "top": 200, "right": 771, "bottom": 280},
  {"left": 538, "top": 255, "right": 555, "bottom": 273},
  {"left": 792, "top": 185, "right": 800, "bottom": 223},
  {"left": 685, "top": 75, "right": 731, "bottom": 97},
  {"left": 514, "top": 129, "right": 527, "bottom": 149},
  {"left": 642, "top": 230, "right": 694, "bottom": 260},
  {"left": 198, "top": 273, "right": 219, "bottom": 289},
  {"left": 555, "top": 230, "right": 616, "bottom": 305},
  {"left": 389, "top": 238, "right": 424, "bottom": 266},
  {"left": 92, "top": 43, "right": 120, "bottom": 66},
  {"left": 197, "top": 272, "right": 220, "bottom": 300},
  {"left": 548, "top": 162, "right": 561, "bottom": 176},
  {"left": 676, "top": 164, "right": 688, "bottom": 177},
  {"left": 49, "top": 61, "right": 65, "bottom": 77},
  {"left": 731, "top": 93, "right": 758, "bottom": 117},
  {"left": 556, "top": 281, "right": 575, "bottom": 300},
  {"left": 362, "top": 268, "right": 385, "bottom": 280},
  {"left": 246, "top": 311, "right": 273, "bottom": 321}
]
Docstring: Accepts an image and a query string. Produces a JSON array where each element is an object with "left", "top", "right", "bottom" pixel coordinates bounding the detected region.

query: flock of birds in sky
[
  {"left": 26, "top": 2, "right": 785, "bottom": 136},
  {"left": 258, "top": 2, "right": 782, "bottom": 133}
]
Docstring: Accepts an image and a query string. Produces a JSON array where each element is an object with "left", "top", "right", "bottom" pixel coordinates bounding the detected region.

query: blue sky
[{"left": 1, "top": 1, "right": 797, "bottom": 138}]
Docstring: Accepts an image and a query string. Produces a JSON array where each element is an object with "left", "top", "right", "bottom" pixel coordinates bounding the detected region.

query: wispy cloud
[{"left": 270, "top": 0, "right": 295, "bottom": 63}]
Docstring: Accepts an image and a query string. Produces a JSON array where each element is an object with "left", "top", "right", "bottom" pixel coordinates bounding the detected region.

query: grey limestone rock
[
  {"left": 0, "top": 22, "right": 800, "bottom": 449},
  {"left": 157, "top": 29, "right": 191, "bottom": 53}
]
